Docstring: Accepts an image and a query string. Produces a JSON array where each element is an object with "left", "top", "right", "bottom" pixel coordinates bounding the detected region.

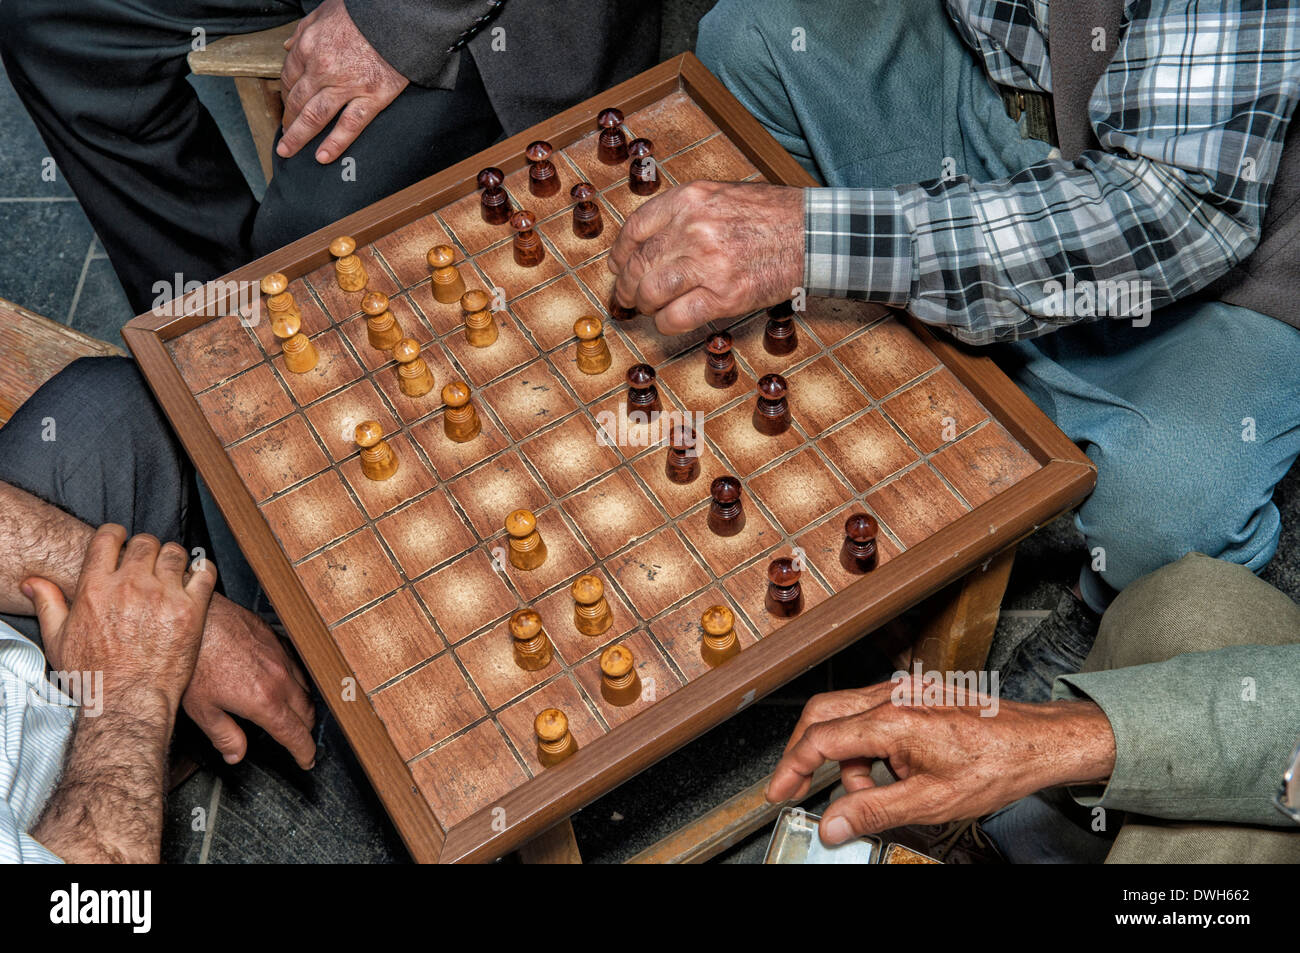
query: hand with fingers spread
[
  {"left": 24, "top": 525, "right": 218, "bottom": 862},
  {"left": 765, "top": 675, "right": 1116, "bottom": 848},
  {"left": 607, "top": 180, "right": 805, "bottom": 335},
  {"left": 277, "top": 0, "right": 409, "bottom": 164}
]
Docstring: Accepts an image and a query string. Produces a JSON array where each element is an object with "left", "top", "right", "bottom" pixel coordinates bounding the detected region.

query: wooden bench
[
  {"left": 188, "top": 23, "right": 297, "bottom": 183},
  {"left": 0, "top": 298, "right": 123, "bottom": 429}
]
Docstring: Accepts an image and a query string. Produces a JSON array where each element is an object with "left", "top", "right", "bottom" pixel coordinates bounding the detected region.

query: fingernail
[
  {"left": 823, "top": 816, "right": 853, "bottom": 845},
  {"left": 315, "top": 150, "right": 329, "bottom": 164},
  {"left": 20, "top": 582, "right": 33, "bottom": 599},
  {"left": 224, "top": 753, "right": 240, "bottom": 764}
]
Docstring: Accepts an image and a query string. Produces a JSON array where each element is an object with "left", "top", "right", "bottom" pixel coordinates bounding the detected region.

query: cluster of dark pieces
[
  {"left": 474, "top": 107, "right": 661, "bottom": 277},
  {"left": 626, "top": 304, "right": 878, "bottom": 619}
]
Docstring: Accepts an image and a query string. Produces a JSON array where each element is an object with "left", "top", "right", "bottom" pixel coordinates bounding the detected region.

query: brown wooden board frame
[{"left": 124, "top": 53, "right": 1095, "bottom": 863}]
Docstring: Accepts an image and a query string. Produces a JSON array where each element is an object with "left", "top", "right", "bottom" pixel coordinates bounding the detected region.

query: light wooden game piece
[
  {"left": 355, "top": 420, "right": 398, "bottom": 481},
  {"left": 574, "top": 315, "right": 612, "bottom": 375},
  {"left": 526, "top": 140, "right": 560, "bottom": 198},
  {"left": 765, "top": 557, "right": 804, "bottom": 617},
  {"left": 511, "top": 210, "right": 545, "bottom": 267},
  {"left": 260, "top": 272, "right": 301, "bottom": 326},
  {"left": 570, "top": 182, "right": 603, "bottom": 239},
  {"left": 330, "top": 235, "right": 367, "bottom": 292},
  {"left": 427, "top": 244, "right": 467, "bottom": 304},
  {"left": 599, "top": 643, "right": 640, "bottom": 706},
  {"left": 510, "top": 608, "right": 553, "bottom": 672},
  {"left": 393, "top": 338, "right": 435, "bottom": 398},
  {"left": 362, "top": 290, "right": 404, "bottom": 351},
  {"left": 597, "top": 108, "right": 629, "bottom": 164},
  {"left": 535, "top": 708, "right": 577, "bottom": 767},
  {"left": 478, "top": 167, "right": 511, "bottom": 225},
  {"left": 506, "top": 509, "right": 547, "bottom": 571},
  {"left": 461, "top": 288, "right": 498, "bottom": 348},
  {"left": 571, "top": 573, "right": 613, "bottom": 636},
  {"left": 441, "top": 381, "right": 481, "bottom": 443},
  {"left": 271, "top": 311, "right": 318, "bottom": 374},
  {"left": 700, "top": 604, "right": 740, "bottom": 667}
]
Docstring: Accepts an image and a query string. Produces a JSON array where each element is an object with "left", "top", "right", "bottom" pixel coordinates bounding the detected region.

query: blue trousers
[{"left": 698, "top": 0, "right": 1300, "bottom": 609}]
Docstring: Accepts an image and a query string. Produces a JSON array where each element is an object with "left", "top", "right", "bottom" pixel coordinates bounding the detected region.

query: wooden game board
[{"left": 124, "top": 53, "right": 1095, "bottom": 863}]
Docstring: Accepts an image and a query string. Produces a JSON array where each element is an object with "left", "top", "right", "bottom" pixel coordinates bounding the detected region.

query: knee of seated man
[
  {"left": 24, "top": 357, "right": 173, "bottom": 460},
  {"left": 1089, "top": 553, "right": 1300, "bottom": 672},
  {"left": 1080, "top": 436, "right": 1275, "bottom": 594}
]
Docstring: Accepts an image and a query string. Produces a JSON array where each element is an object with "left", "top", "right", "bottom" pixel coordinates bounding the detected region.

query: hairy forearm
[
  {"left": 32, "top": 689, "right": 174, "bottom": 864},
  {"left": 1024, "top": 700, "right": 1117, "bottom": 790},
  {"left": 0, "top": 481, "right": 94, "bottom": 614}
]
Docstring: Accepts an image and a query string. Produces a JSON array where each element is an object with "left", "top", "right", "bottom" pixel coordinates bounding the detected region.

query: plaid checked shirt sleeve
[{"left": 804, "top": 0, "right": 1300, "bottom": 345}]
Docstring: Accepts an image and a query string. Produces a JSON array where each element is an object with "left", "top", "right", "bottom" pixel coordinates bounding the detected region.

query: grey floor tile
[
  {"left": 0, "top": 69, "right": 74, "bottom": 199},
  {"left": 198, "top": 708, "right": 408, "bottom": 864},
  {"left": 162, "top": 767, "right": 219, "bottom": 865},
  {"left": 572, "top": 702, "right": 801, "bottom": 863},
  {"left": 0, "top": 201, "right": 95, "bottom": 317},
  {"left": 67, "top": 255, "right": 132, "bottom": 345}
]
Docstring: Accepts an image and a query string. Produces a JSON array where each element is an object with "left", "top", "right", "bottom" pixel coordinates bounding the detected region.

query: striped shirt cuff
[{"left": 804, "top": 188, "right": 913, "bottom": 303}]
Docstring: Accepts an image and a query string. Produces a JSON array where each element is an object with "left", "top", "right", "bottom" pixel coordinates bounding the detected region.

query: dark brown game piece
[
  {"left": 764, "top": 557, "right": 804, "bottom": 617},
  {"left": 705, "top": 331, "right": 738, "bottom": 389},
  {"left": 511, "top": 210, "right": 546, "bottom": 267},
  {"left": 628, "top": 138, "right": 659, "bottom": 196},
  {"left": 753, "top": 373, "right": 791, "bottom": 435},
  {"left": 664, "top": 424, "right": 700, "bottom": 485},
  {"left": 526, "top": 140, "right": 559, "bottom": 198},
  {"left": 764, "top": 300, "right": 798, "bottom": 355},
  {"left": 597, "top": 107, "right": 628, "bottom": 164},
  {"left": 707, "top": 476, "right": 745, "bottom": 537},
  {"left": 626, "top": 363, "right": 661, "bottom": 418},
  {"left": 840, "top": 512, "right": 880, "bottom": 575},
  {"left": 477, "top": 167, "right": 510, "bottom": 224},
  {"left": 609, "top": 296, "right": 636, "bottom": 321},
  {"left": 570, "top": 182, "right": 603, "bottom": 239}
]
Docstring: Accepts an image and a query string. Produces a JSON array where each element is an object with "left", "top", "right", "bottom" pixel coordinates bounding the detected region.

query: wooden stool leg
[
  {"left": 906, "top": 546, "right": 1017, "bottom": 672},
  {"left": 517, "top": 818, "right": 582, "bottom": 864},
  {"left": 233, "top": 76, "right": 284, "bottom": 183}
]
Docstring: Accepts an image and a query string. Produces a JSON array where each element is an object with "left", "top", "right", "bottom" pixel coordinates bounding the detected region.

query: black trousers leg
[
  {"left": 0, "top": 0, "right": 307, "bottom": 315},
  {"left": 0, "top": 357, "right": 208, "bottom": 642},
  {"left": 250, "top": 51, "right": 503, "bottom": 255}
]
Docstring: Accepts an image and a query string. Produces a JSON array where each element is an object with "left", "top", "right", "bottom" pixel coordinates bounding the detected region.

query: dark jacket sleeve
[{"left": 344, "top": 0, "right": 499, "bottom": 88}]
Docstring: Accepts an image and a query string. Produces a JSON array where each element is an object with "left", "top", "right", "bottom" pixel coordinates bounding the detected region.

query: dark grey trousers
[
  {"left": 0, "top": 0, "right": 502, "bottom": 315},
  {"left": 0, "top": 357, "right": 407, "bottom": 861},
  {"left": 0, "top": 356, "right": 208, "bottom": 642}
]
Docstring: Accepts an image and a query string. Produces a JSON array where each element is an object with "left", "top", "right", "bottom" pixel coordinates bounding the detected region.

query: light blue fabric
[
  {"left": 0, "top": 620, "right": 74, "bottom": 863},
  {"left": 698, "top": 0, "right": 1300, "bottom": 605}
]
